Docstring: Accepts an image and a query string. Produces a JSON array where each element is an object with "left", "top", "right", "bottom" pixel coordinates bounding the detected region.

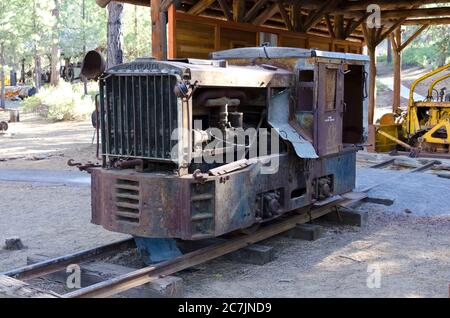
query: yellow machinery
[{"left": 374, "top": 63, "right": 450, "bottom": 157}]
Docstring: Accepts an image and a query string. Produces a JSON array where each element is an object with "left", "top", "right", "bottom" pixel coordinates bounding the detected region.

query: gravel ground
[{"left": 180, "top": 208, "right": 450, "bottom": 298}]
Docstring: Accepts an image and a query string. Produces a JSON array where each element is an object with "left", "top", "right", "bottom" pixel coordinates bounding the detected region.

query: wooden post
[
  {"left": 362, "top": 23, "right": 377, "bottom": 127},
  {"left": 151, "top": 0, "right": 167, "bottom": 60},
  {"left": 392, "top": 28, "right": 402, "bottom": 112},
  {"left": 368, "top": 46, "right": 376, "bottom": 125},
  {"left": 167, "top": 4, "right": 176, "bottom": 59},
  {"left": 334, "top": 14, "right": 344, "bottom": 39}
]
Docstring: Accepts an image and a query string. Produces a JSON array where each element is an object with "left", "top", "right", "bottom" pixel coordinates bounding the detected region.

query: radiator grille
[
  {"left": 102, "top": 74, "right": 179, "bottom": 161},
  {"left": 115, "top": 179, "right": 140, "bottom": 223}
]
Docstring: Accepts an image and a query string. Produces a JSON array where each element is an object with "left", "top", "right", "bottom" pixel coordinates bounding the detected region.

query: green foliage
[
  {"left": 21, "top": 81, "right": 94, "bottom": 121},
  {"left": 377, "top": 54, "right": 387, "bottom": 64},
  {"left": 401, "top": 25, "right": 450, "bottom": 68},
  {"left": 123, "top": 5, "right": 151, "bottom": 61},
  {"left": 1, "top": 1, "right": 151, "bottom": 72},
  {"left": 376, "top": 79, "right": 389, "bottom": 93},
  {"left": 401, "top": 47, "right": 434, "bottom": 68}
]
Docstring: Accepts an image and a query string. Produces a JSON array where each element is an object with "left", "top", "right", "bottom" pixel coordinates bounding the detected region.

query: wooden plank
[
  {"left": 187, "top": 0, "right": 215, "bottom": 15},
  {"left": 277, "top": 1, "right": 294, "bottom": 31},
  {"left": 334, "top": 14, "right": 344, "bottom": 39},
  {"left": 244, "top": 0, "right": 269, "bottom": 23},
  {"left": 174, "top": 10, "right": 363, "bottom": 45},
  {"left": 217, "top": 0, "right": 233, "bottom": 21},
  {"left": 0, "top": 275, "right": 59, "bottom": 298},
  {"left": 291, "top": 2, "right": 303, "bottom": 32},
  {"left": 325, "top": 14, "right": 335, "bottom": 38},
  {"left": 303, "top": 0, "right": 341, "bottom": 32},
  {"left": 381, "top": 7, "right": 450, "bottom": 19},
  {"left": 344, "top": 13, "right": 370, "bottom": 39},
  {"left": 253, "top": 2, "right": 278, "bottom": 25},
  {"left": 370, "top": 158, "right": 395, "bottom": 169},
  {"left": 167, "top": 3, "right": 176, "bottom": 59},
  {"left": 403, "top": 18, "right": 450, "bottom": 25},
  {"left": 232, "top": 0, "right": 246, "bottom": 22}
]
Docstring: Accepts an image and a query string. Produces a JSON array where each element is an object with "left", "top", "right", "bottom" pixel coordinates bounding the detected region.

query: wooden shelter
[{"left": 96, "top": 0, "right": 450, "bottom": 128}]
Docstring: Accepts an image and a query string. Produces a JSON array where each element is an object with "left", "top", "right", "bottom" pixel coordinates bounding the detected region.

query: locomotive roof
[{"left": 210, "top": 47, "right": 370, "bottom": 63}]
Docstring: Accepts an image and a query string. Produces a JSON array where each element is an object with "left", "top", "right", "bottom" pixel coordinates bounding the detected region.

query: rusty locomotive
[{"left": 90, "top": 47, "right": 369, "bottom": 244}]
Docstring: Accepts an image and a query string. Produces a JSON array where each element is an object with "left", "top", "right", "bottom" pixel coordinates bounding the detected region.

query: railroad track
[{"left": 0, "top": 193, "right": 367, "bottom": 298}]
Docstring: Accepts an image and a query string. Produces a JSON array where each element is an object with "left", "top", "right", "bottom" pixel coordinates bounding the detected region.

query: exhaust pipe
[{"left": 81, "top": 50, "right": 106, "bottom": 81}]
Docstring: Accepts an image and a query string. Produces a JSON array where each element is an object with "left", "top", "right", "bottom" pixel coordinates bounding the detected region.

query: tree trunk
[
  {"left": 34, "top": 54, "right": 42, "bottom": 90},
  {"left": 50, "top": 0, "right": 61, "bottom": 86},
  {"left": 1, "top": 43, "right": 5, "bottom": 109},
  {"left": 392, "top": 28, "right": 402, "bottom": 112},
  {"left": 387, "top": 38, "right": 392, "bottom": 64},
  {"left": 107, "top": 1, "right": 124, "bottom": 69},
  {"left": 33, "top": 0, "right": 41, "bottom": 92},
  {"left": 368, "top": 46, "right": 376, "bottom": 126}
]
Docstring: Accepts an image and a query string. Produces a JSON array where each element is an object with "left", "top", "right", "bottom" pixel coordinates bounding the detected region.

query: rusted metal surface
[
  {"left": 67, "top": 159, "right": 101, "bottom": 173},
  {"left": 92, "top": 150, "right": 357, "bottom": 240},
  {"left": 315, "top": 63, "right": 344, "bottom": 156},
  {"left": 91, "top": 47, "right": 369, "bottom": 240}
]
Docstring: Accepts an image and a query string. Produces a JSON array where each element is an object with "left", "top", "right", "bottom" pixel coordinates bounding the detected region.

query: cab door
[{"left": 315, "top": 63, "right": 344, "bottom": 156}]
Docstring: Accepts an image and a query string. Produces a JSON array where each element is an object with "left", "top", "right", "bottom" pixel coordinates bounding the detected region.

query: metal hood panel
[{"left": 268, "top": 89, "right": 318, "bottom": 159}]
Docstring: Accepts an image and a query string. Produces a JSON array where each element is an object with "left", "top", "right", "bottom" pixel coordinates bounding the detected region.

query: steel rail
[
  {"left": 2, "top": 238, "right": 135, "bottom": 280},
  {"left": 64, "top": 197, "right": 361, "bottom": 298}
]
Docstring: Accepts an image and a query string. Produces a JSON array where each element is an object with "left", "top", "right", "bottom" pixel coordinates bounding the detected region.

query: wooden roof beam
[
  {"left": 277, "top": 1, "right": 294, "bottom": 31},
  {"left": 398, "top": 24, "right": 430, "bottom": 51},
  {"left": 344, "top": 12, "right": 370, "bottom": 38},
  {"left": 282, "top": 0, "right": 450, "bottom": 11},
  {"left": 233, "top": 0, "right": 246, "bottom": 22},
  {"left": 187, "top": 0, "right": 216, "bottom": 15},
  {"left": 217, "top": 0, "right": 233, "bottom": 21},
  {"left": 325, "top": 14, "right": 336, "bottom": 38},
  {"left": 254, "top": 2, "right": 279, "bottom": 25},
  {"left": 342, "top": 0, "right": 450, "bottom": 11},
  {"left": 243, "top": 0, "right": 269, "bottom": 23},
  {"left": 402, "top": 17, "right": 450, "bottom": 25},
  {"left": 291, "top": 2, "right": 304, "bottom": 31},
  {"left": 381, "top": 7, "right": 450, "bottom": 19},
  {"left": 375, "top": 18, "right": 407, "bottom": 47},
  {"left": 302, "top": 0, "right": 342, "bottom": 32}
]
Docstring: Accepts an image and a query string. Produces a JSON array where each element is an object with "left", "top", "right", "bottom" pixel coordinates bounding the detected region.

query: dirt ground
[
  {"left": 0, "top": 113, "right": 98, "bottom": 170},
  {"left": 1, "top": 111, "right": 450, "bottom": 298}
]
